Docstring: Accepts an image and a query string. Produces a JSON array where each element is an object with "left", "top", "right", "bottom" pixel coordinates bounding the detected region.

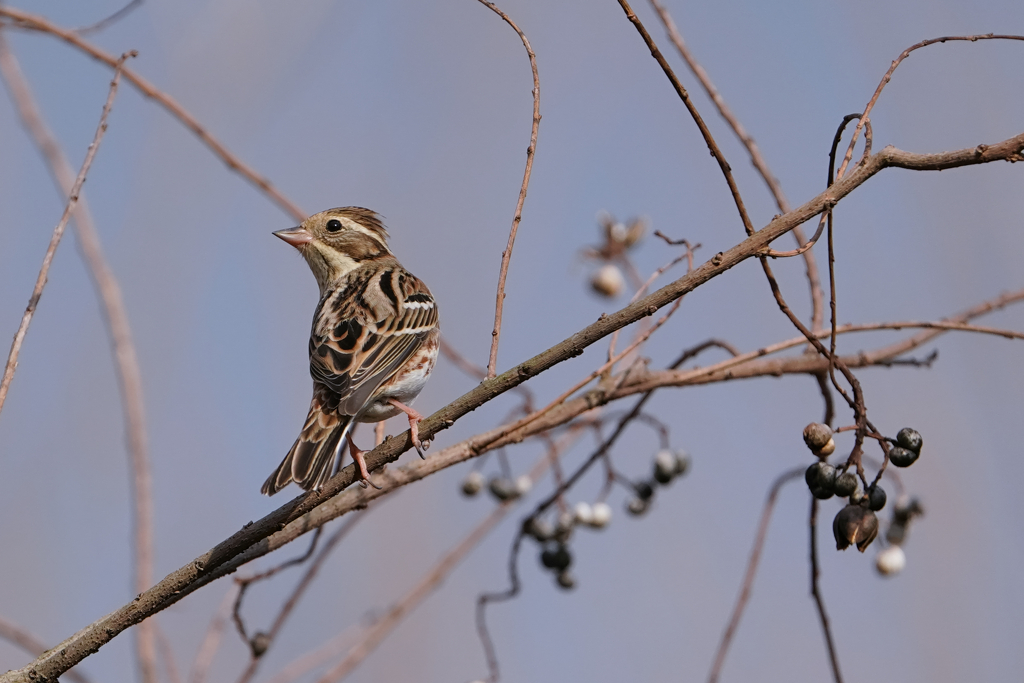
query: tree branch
[{"left": 474, "top": 0, "right": 542, "bottom": 379}]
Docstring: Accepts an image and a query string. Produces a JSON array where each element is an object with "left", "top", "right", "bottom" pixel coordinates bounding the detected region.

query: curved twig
[{"left": 475, "top": 0, "right": 541, "bottom": 379}]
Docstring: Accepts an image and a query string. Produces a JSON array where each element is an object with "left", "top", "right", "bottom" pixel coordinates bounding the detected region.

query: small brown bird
[{"left": 262, "top": 207, "right": 439, "bottom": 495}]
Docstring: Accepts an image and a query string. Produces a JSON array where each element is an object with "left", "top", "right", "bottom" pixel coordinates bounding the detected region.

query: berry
[
  {"left": 514, "top": 475, "right": 533, "bottom": 496},
  {"left": 634, "top": 481, "right": 655, "bottom": 501},
  {"left": 888, "top": 446, "right": 919, "bottom": 468},
  {"left": 803, "top": 423, "right": 833, "bottom": 452},
  {"left": 461, "top": 471, "right": 484, "bottom": 496},
  {"left": 875, "top": 545, "right": 906, "bottom": 576},
  {"left": 867, "top": 485, "right": 887, "bottom": 511},
  {"left": 574, "top": 502, "right": 594, "bottom": 526},
  {"left": 805, "top": 462, "right": 837, "bottom": 492},
  {"left": 541, "top": 544, "right": 572, "bottom": 571},
  {"left": 833, "top": 504, "right": 879, "bottom": 552},
  {"left": 673, "top": 451, "right": 692, "bottom": 476},
  {"left": 832, "top": 471, "right": 858, "bottom": 497},
  {"left": 626, "top": 498, "right": 648, "bottom": 516},
  {"left": 488, "top": 477, "right": 517, "bottom": 501},
  {"left": 895, "top": 428, "right": 923, "bottom": 454},
  {"left": 590, "top": 502, "right": 612, "bottom": 528},
  {"left": 556, "top": 570, "right": 576, "bottom": 590},
  {"left": 590, "top": 264, "right": 625, "bottom": 297},
  {"left": 653, "top": 450, "right": 676, "bottom": 484},
  {"left": 523, "top": 517, "right": 553, "bottom": 542}
]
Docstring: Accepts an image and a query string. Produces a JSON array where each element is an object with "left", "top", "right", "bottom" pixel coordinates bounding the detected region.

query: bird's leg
[
  {"left": 386, "top": 399, "right": 426, "bottom": 458},
  {"left": 347, "top": 437, "right": 382, "bottom": 490}
]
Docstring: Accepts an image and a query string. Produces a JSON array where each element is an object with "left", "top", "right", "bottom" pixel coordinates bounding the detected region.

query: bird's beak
[{"left": 273, "top": 226, "right": 313, "bottom": 248}]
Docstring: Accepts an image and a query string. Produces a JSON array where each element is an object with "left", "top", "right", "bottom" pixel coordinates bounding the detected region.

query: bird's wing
[{"left": 309, "top": 266, "right": 438, "bottom": 416}]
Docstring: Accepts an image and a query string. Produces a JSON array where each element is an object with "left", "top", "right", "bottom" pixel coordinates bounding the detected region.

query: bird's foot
[{"left": 386, "top": 399, "right": 427, "bottom": 459}]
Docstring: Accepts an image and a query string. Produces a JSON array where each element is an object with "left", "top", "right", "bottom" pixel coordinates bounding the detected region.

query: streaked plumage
[{"left": 262, "top": 207, "right": 439, "bottom": 495}]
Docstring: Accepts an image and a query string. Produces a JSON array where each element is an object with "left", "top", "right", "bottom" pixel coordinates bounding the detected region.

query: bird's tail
[{"left": 261, "top": 405, "right": 354, "bottom": 496}]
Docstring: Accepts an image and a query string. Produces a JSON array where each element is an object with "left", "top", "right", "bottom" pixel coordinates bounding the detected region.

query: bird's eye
[{"left": 326, "top": 219, "right": 342, "bottom": 233}]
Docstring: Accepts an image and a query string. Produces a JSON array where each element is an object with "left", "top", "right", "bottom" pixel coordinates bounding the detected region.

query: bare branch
[
  {"left": 475, "top": 0, "right": 541, "bottom": 379},
  {"left": 315, "top": 430, "right": 579, "bottom": 683},
  {"left": 646, "top": 0, "right": 825, "bottom": 330},
  {"left": 188, "top": 586, "right": 239, "bottom": 683},
  {"left": 234, "top": 517, "right": 363, "bottom": 683},
  {"left": 73, "top": 0, "right": 143, "bottom": 35},
  {"left": 810, "top": 499, "right": 843, "bottom": 683},
  {"left": 616, "top": 0, "right": 755, "bottom": 236},
  {"left": 835, "top": 34, "right": 1024, "bottom": 182},
  {"left": 707, "top": 467, "right": 803, "bottom": 683}
]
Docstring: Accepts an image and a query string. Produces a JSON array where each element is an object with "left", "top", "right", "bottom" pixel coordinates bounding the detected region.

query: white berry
[
  {"left": 590, "top": 502, "right": 612, "bottom": 528},
  {"left": 875, "top": 545, "right": 906, "bottom": 576},
  {"left": 574, "top": 501, "right": 594, "bottom": 526},
  {"left": 590, "top": 264, "right": 625, "bottom": 297}
]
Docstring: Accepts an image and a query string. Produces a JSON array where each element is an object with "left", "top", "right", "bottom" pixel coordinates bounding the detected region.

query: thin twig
[
  {"left": 73, "top": 0, "right": 143, "bottom": 34},
  {"left": 493, "top": 296, "right": 685, "bottom": 448},
  {"left": 810, "top": 498, "right": 843, "bottom": 683},
  {"left": 0, "top": 48, "right": 129, "bottom": 431},
  {"left": 476, "top": 0, "right": 541, "bottom": 379},
  {"left": 313, "top": 430, "right": 581, "bottom": 683},
  {"left": 0, "top": 35, "right": 158, "bottom": 683},
  {"left": 0, "top": 6, "right": 306, "bottom": 222},
  {"left": 475, "top": 340, "right": 702, "bottom": 682},
  {"left": 154, "top": 622, "right": 184, "bottom": 683},
  {"left": 607, "top": 236, "right": 699, "bottom": 361},
  {"left": 835, "top": 34, "right": 1024, "bottom": 183},
  {"left": 616, "top": 0, "right": 754, "bottom": 236},
  {"left": 233, "top": 516, "right": 363, "bottom": 683},
  {"left": 646, "top": 0, "right": 825, "bottom": 330},
  {"left": 231, "top": 527, "right": 325, "bottom": 646},
  {"left": 188, "top": 585, "right": 239, "bottom": 683},
  {"left": 707, "top": 467, "right": 803, "bottom": 683}
]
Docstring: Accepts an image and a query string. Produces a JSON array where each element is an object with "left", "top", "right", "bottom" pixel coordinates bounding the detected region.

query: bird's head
[{"left": 274, "top": 207, "right": 392, "bottom": 292}]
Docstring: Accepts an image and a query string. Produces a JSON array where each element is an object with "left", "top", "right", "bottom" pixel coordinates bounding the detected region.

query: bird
[{"left": 262, "top": 207, "right": 439, "bottom": 495}]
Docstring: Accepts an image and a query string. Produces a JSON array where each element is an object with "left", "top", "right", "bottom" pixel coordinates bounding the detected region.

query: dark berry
[
  {"left": 634, "top": 481, "right": 655, "bottom": 501},
  {"left": 896, "top": 428, "right": 923, "bottom": 454},
  {"left": 805, "top": 462, "right": 837, "bottom": 492},
  {"left": 866, "top": 485, "right": 887, "bottom": 511},
  {"left": 833, "top": 504, "right": 879, "bottom": 552},
  {"left": 832, "top": 471, "right": 858, "bottom": 497},
  {"left": 888, "top": 446, "right": 919, "bottom": 468},
  {"left": 540, "top": 544, "right": 572, "bottom": 571}
]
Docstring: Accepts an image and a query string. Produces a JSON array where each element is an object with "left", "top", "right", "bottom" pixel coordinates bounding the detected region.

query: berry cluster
[
  {"left": 800, "top": 422, "right": 924, "bottom": 554},
  {"left": 522, "top": 500, "right": 614, "bottom": 590},
  {"left": 460, "top": 471, "right": 533, "bottom": 501},
  {"left": 626, "top": 449, "right": 690, "bottom": 516}
]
